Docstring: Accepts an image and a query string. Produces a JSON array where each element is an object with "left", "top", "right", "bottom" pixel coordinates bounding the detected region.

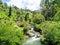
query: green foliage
[
  {"left": 24, "top": 22, "right": 31, "bottom": 30},
  {"left": 41, "top": 21, "right": 60, "bottom": 45},
  {"left": 32, "top": 13, "right": 45, "bottom": 24},
  {"left": 0, "top": 22, "right": 24, "bottom": 45},
  {"left": 41, "top": 0, "right": 56, "bottom": 20},
  {"left": 8, "top": 6, "right": 12, "bottom": 17},
  {"left": 31, "top": 13, "right": 45, "bottom": 34},
  {"left": 53, "top": 11, "right": 60, "bottom": 21},
  {"left": 54, "top": 0, "right": 60, "bottom": 7},
  {"left": 0, "top": 0, "right": 3, "bottom": 7},
  {"left": 1, "top": 0, "right": 60, "bottom": 45},
  {"left": 33, "top": 24, "right": 42, "bottom": 34}
]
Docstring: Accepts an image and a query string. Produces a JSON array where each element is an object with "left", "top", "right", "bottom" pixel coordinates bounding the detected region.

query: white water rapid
[{"left": 23, "top": 27, "right": 42, "bottom": 45}]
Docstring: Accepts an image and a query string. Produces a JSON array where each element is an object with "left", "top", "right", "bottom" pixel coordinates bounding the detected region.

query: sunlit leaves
[{"left": 41, "top": 21, "right": 60, "bottom": 45}]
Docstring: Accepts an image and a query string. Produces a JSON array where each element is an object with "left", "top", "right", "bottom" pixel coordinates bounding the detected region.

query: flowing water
[
  {"left": 23, "top": 37, "right": 41, "bottom": 45},
  {"left": 23, "top": 27, "right": 42, "bottom": 45}
]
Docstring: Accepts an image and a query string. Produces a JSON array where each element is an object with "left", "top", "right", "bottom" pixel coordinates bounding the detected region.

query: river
[{"left": 23, "top": 27, "right": 42, "bottom": 45}]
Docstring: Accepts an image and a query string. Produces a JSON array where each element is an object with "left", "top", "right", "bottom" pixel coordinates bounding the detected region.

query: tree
[
  {"left": 0, "top": 0, "right": 2, "bottom": 6},
  {"left": 8, "top": 6, "right": 12, "bottom": 17},
  {"left": 41, "top": 21, "right": 60, "bottom": 45},
  {"left": 53, "top": 11, "right": 60, "bottom": 21},
  {"left": 0, "top": 21, "right": 24, "bottom": 45},
  {"left": 25, "top": 13, "right": 29, "bottom": 21},
  {"left": 54, "top": 0, "right": 60, "bottom": 7},
  {"left": 33, "top": 12, "right": 45, "bottom": 24},
  {"left": 41, "top": 0, "right": 56, "bottom": 20}
]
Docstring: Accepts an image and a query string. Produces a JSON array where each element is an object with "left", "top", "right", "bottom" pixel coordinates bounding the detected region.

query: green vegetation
[
  {"left": 0, "top": 0, "right": 60, "bottom": 45},
  {"left": 53, "top": 11, "right": 60, "bottom": 21},
  {"left": 40, "top": 21, "right": 60, "bottom": 45},
  {"left": 40, "top": 0, "right": 60, "bottom": 45},
  {"left": 0, "top": 22, "right": 24, "bottom": 45}
]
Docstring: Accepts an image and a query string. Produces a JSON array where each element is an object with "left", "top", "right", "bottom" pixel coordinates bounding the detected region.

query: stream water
[
  {"left": 23, "top": 27, "right": 42, "bottom": 45},
  {"left": 23, "top": 37, "right": 41, "bottom": 45}
]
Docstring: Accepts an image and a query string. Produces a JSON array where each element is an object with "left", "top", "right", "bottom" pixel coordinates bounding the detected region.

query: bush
[
  {"left": 32, "top": 13, "right": 45, "bottom": 24},
  {"left": 0, "top": 11, "right": 8, "bottom": 20},
  {"left": 23, "top": 21, "right": 31, "bottom": 33},
  {"left": 53, "top": 11, "right": 60, "bottom": 21},
  {"left": 40, "top": 21, "right": 60, "bottom": 45},
  {"left": 0, "top": 22, "right": 24, "bottom": 45},
  {"left": 34, "top": 24, "right": 42, "bottom": 34},
  {"left": 32, "top": 13, "right": 45, "bottom": 34}
]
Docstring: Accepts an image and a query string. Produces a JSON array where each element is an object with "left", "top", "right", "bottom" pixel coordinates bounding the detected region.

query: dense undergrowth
[{"left": 0, "top": 0, "right": 60, "bottom": 45}]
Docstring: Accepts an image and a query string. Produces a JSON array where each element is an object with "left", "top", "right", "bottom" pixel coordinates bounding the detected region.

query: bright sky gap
[{"left": 2, "top": 0, "right": 41, "bottom": 11}]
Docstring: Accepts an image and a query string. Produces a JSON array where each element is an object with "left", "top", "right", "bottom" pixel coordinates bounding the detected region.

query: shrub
[
  {"left": 40, "top": 21, "right": 60, "bottom": 45},
  {"left": 0, "top": 22, "right": 24, "bottom": 45},
  {"left": 34, "top": 24, "right": 42, "bottom": 34},
  {"left": 23, "top": 21, "right": 31, "bottom": 33},
  {"left": 32, "top": 13, "right": 45, "bottom": 33},
  {"left": 32, "top": 13, "right": 45, "bottom": 24},
  {"left": 53, "top": 11, "right": 60, "bottom": 21},
  {"left": 0, "top": 11, "right": 8, "bottom": 20}
]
